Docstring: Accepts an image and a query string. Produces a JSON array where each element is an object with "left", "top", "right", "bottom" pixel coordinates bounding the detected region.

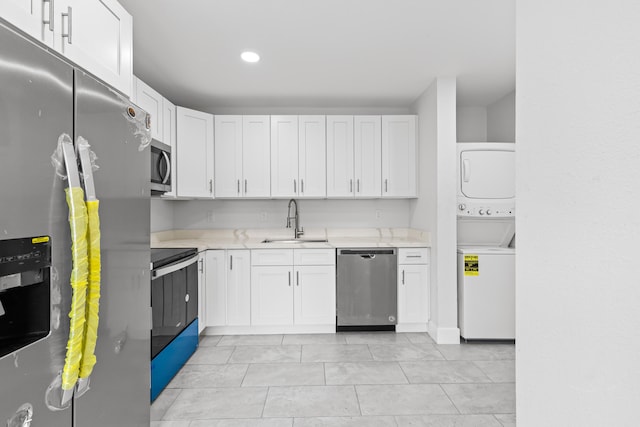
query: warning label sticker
[{"left": 464, "top": 255, "right": 479, "bottom": 276}]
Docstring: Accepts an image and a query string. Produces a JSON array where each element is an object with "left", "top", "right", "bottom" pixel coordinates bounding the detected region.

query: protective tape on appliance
[
  {"left": 50, "top": 134, "right": 74, "bottom": 180},
  {"left": 78, "top": 199, "right": 101, "bottom": 380},
  {"left": 76, "top": 136, "right": 100, "bottom": 174},
  {"left": 117, "top": 92, "right": 152, "bottom": 151},
  {"left": 61, "top": 186, "right": 89, "bottom": 391}
]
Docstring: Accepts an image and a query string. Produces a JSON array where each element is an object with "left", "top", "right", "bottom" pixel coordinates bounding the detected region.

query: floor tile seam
[
  {"left": 259, "top": 385, "right": 271, "bottom": 418},
  {"left": 153, "top": 388, "right": 183, "bottom": 421},
  {"left": 353, "top": 384, "right": 364, "bottom": 416},
  {"left": 437, "top": 383, "right": 463, "bottom": 416},
  {"left": 239, "top": 361, "right": 252, "bottom": 386}
]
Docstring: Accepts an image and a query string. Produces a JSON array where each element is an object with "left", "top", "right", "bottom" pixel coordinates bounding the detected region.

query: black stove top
[{"left": 150, "top": 247, "right": 198, "bottom": 269}]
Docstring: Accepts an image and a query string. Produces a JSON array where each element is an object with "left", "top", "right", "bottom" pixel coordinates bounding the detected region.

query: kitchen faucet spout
[{"left": 286, "top": 199, "right": 304, "bottom": 239}]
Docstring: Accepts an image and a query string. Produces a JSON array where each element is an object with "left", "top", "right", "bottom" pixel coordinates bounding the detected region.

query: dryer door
[{"left": 460, "top": 150, "right": 515, "bottom": 199}]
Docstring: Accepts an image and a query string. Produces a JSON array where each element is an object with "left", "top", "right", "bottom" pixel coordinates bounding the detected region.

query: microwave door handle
[
  {"left": 161, "top": 151, "right": 171, "bottom": 184},
  {"left": 462, "top": 159, "right": 470, "bottom": 182}
]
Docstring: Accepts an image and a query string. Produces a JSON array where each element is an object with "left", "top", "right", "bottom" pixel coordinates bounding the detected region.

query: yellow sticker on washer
[
  {"left": 32, "top": 236, "right": 50, "bottom": 244},
  {"left": 464, "top": 255, "right": 479, "bottom": 276}
]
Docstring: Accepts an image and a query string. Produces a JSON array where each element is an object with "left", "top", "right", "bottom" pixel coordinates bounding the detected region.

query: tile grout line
[
  {"left": 353, "top": 384, "right": 364, "bottom": 416},
  {"left": 438, "top": 383, "right": 463, "bottom": 415}
]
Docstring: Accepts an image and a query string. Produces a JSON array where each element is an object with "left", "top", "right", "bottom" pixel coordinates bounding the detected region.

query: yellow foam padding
[
  {"left": 79, "top": 200, "right": 101, "bottom": 379},
  {"left": 61, "top": 187, "right": 89, "bottom": 391}
]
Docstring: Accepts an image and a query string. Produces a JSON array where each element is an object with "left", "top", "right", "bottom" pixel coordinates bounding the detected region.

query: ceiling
[{"left": 119, "top": 0, "right": 515, "bottom": 111}]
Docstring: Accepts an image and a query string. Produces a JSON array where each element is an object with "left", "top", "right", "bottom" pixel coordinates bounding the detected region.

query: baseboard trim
[{"left": 428, "top": 321, "right": 461, "bottom": 344}]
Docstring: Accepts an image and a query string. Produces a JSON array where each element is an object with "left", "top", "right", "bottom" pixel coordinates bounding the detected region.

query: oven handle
[{"left": 152, "top": 254, "right": 198, "bottom": 279}]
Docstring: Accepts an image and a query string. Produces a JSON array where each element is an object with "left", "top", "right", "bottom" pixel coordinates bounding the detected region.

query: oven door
[
  {"left": 151, "top": 254, "right": 198, "bottom": 358},
  {"left": 150, "top": 141, "right": 171, "bottom": 194}
]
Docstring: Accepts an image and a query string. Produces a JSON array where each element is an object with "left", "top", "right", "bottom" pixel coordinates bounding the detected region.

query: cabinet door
[
  {"left": 294, "top": 265, "right": 336, "bottom": 325},
  {"left": 326, "top": 115, "right": 354, "bottom": 198},
  {"left": 242, "top": 115, "right": 271, "bottom": 197},
  {"left": 176, "top": 106, "right": 214, "bottom": 198},
  {"left": 354, "top": 116, "right": 382, "bottom": 198},
  {"left": 0, "top": 0, "right": 50, "bottom": 45},
  {"left": 270, "top": 115, "right": 298, "bottom": 197},
  {"left": 205, "top": 250, "right": 227, "bottom": 328},
  {"left": 214, "top": 115, "right": 243, "bottom": 198},
  {"left": 161, "top": 97, "right": 177, "bottom": 198},
  {"left": 298, "top": 115, "right": 326, "bottom": 198},
  {"left": 134, "top": 77, "right": 163, "bottom": 142},
  {"left": 251, "top": 266, "right": 294, "bottom": 325},
  {"left": 58, "top": 0, "right": 133, "bottom": 96},
  {"left": 398, "top": 264, "right": 429, "bottom": 324},
  {"left": 381, "top": 115, "right": 417, "bottom": 197},
  {"left": 197, "top": 252, "right": 207, "bottom": 333},
  {"left": 226, "top": 250, "right": 251, "bottom": 326}
]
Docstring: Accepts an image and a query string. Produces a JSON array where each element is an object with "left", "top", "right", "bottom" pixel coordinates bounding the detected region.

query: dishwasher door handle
[{"left": 360, "top": 254, "right": 376, "bottom": 260}]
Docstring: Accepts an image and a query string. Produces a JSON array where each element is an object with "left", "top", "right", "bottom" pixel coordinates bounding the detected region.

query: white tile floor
[{"left": 151, "top": 333, "right": 516, "bottom": 427}]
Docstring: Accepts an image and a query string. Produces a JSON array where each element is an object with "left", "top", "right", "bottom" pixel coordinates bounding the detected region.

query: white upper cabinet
[
  {"left": 214, "top": 115, "right": 243, "bottom": 198},
  {"left": 381, "top": 115, "right": 417, "bottom": 197},
  {"left": 298, "top": 116, "right": 326, "bottom": 198},
  {"left": 0, "top": 0, "right": 49, "bottom": 45},
  {"left": 271, "top": 115, "right": 299, "bottom": 198},
  {"left": 161, "top": 97, "right": 177, "bottom": 198},
  {"left": 176, "top": 106, "right": 214, "bottom": 198},
  {"left": 242, "top": 116, "right": 271, "bottom": 197},
  {"left": 0, "top": 0, "right": 133, "bottom": 95},
  {"left": 133, "top": 77, "right": 163, "bottom": 142},
  {"left": 214, "top": 115, "right": 270, "bottom": 198},
  {"left": 354, "top": 116, "right": 382, "bottom": 197},
  {"left": 326, "top": 116, "right": 355, "bottom": 198}
]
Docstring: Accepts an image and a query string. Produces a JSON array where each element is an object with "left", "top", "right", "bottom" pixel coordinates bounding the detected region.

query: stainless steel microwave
[{"left": 150, "top": 140, "right": 171, "bottom": 194}]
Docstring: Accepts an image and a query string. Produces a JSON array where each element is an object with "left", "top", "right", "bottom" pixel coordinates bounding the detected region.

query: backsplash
[{"left": 151, "top": 198, "right": 412, "bottom": 232}]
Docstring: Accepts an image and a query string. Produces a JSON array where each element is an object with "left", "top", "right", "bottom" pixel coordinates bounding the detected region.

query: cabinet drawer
[
  {"left": 294, "top": 249, "right": 336, "bottom": 266},
  {"left": 398, "top": 248, "right": 430, "bottom": 264},
  {"left": 252, "top": 249, "right": 294, "bottom": 266}
]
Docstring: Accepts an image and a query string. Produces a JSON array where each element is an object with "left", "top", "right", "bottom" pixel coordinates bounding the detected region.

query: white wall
[
  {"left": 516, "top": 1, "right": 640, "bottom": 426},
  {"left": 410, "top": 77, "right": 459, "bottom": 344},
  {"left": 456, "top": 106, "right": 487, "bottom": 142},
  {"left": 150, "top": 198, "right": 175, "bottom": 232},
  {"left": 487, "top": 91, "right": 515, "bottom": 142},
  {"left": 172, "top": 199, "right": 411, "bottom": 230}
]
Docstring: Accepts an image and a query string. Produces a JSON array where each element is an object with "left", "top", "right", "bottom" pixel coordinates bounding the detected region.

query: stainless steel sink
[{"left": 261, "top": 238, "right": 329, "bottom": 244}]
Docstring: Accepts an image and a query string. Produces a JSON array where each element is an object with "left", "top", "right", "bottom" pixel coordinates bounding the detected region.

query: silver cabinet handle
[
  {"left": 296, "top": 271, "right": 299, "bottom": 286},
  {"left": 237, "top": 179, "right": 240, "bottom": 194},
  {"left": 62, "top": 6, "right": 72, "bottom": 45},
  {"left": 406, "top": 255, "right": 422, "bottom": 258},
  {"left": 301, "top": 179, "right": 304, "bottom": 194},
  {"left": 199, "top": 258, "right": 204, "bottom": 273},
  {"left": 230, "top": 255, "right": 233, "bottom": 270},
  {"left": 350, "top": 179, "right": 353, "bottom": 193},
  {"left": 209, "top": 179, "right": 213, "bottom": 193},
  {"left": 293, "top": 179, "right": 297, "bottom": 194},
  {"left": 244, "top": 179, "right": 247, "bottom": 194},
  {"left": 385, "top": 179, "right": 388, "bottom": 193},
  {"left": 288, "top": 271, "right": 291, "bottom": 287},
  {"left": 43, "top": 0, "right": 54, "bottom": 31},
  {"left": 402, "top": 270, "right": 405, "bottom": 285},
  {"left": 357, "top": 179, "right": 360, "bottom": 193}
]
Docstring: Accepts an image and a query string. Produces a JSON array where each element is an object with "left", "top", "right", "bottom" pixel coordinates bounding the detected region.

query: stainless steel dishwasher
[{"left": 336, "top": 248, "right": 397, "bottom": 331}]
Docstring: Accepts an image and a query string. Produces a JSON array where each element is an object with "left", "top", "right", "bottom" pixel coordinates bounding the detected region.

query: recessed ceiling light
[{"left": 241, "top": 51, "right": 260, "bottom": 63}]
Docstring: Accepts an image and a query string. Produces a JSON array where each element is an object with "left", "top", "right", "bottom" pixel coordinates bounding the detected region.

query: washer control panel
[{"left": 457, "top": 200, "right": 515, "bottom": 217}]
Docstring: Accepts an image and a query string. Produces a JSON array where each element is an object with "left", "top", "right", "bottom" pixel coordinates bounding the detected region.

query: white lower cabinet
[
  {"left": 205, "top": 250, "right": 227, "bottom": 328},
  {"left": 197, "top": 252, "right": 207, "bottom": 334},
  {"left": 226, "top": 250, "right": 251, "bottom": 326},
  {"left": 397, "top": 248, "right": 430, "bottom": 332},
  {"left": 251, "top": 249, "right": 335, "bottom": 329}
]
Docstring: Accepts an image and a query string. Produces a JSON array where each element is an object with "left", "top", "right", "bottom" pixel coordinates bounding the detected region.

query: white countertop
[{"left": 151, "top": 228, "right": 430, "bottom": 252}]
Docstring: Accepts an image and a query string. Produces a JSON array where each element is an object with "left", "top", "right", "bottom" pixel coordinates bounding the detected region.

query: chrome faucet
[{"left": 286, "top": 199, "right": 304, "bottom": 239}]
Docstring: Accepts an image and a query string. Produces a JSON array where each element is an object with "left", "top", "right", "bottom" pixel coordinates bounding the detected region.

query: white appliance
[
  {"left": 456, "top": 142, "right": 516, "bottom": 340},
  {"left": 457, "top": 246, "right": 515, "bottom": 339},
  {"left": 456, "top": 142, "right": 515, "bottom": 218}
]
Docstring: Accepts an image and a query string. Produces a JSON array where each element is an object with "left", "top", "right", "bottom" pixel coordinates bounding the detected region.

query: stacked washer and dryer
[{"left": 456, "top": 143, "right": 516, "bottom": 340}]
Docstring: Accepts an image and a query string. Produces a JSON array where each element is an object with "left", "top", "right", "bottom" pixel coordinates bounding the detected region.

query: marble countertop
[{"left": 151, "top": 228, "right": 430, "bottom": 252}]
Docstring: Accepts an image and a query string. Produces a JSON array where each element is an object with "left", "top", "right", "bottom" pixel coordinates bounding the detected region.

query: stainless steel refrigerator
[{"left": 0, "top": 21, "right": 151, "bottom": 426}]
